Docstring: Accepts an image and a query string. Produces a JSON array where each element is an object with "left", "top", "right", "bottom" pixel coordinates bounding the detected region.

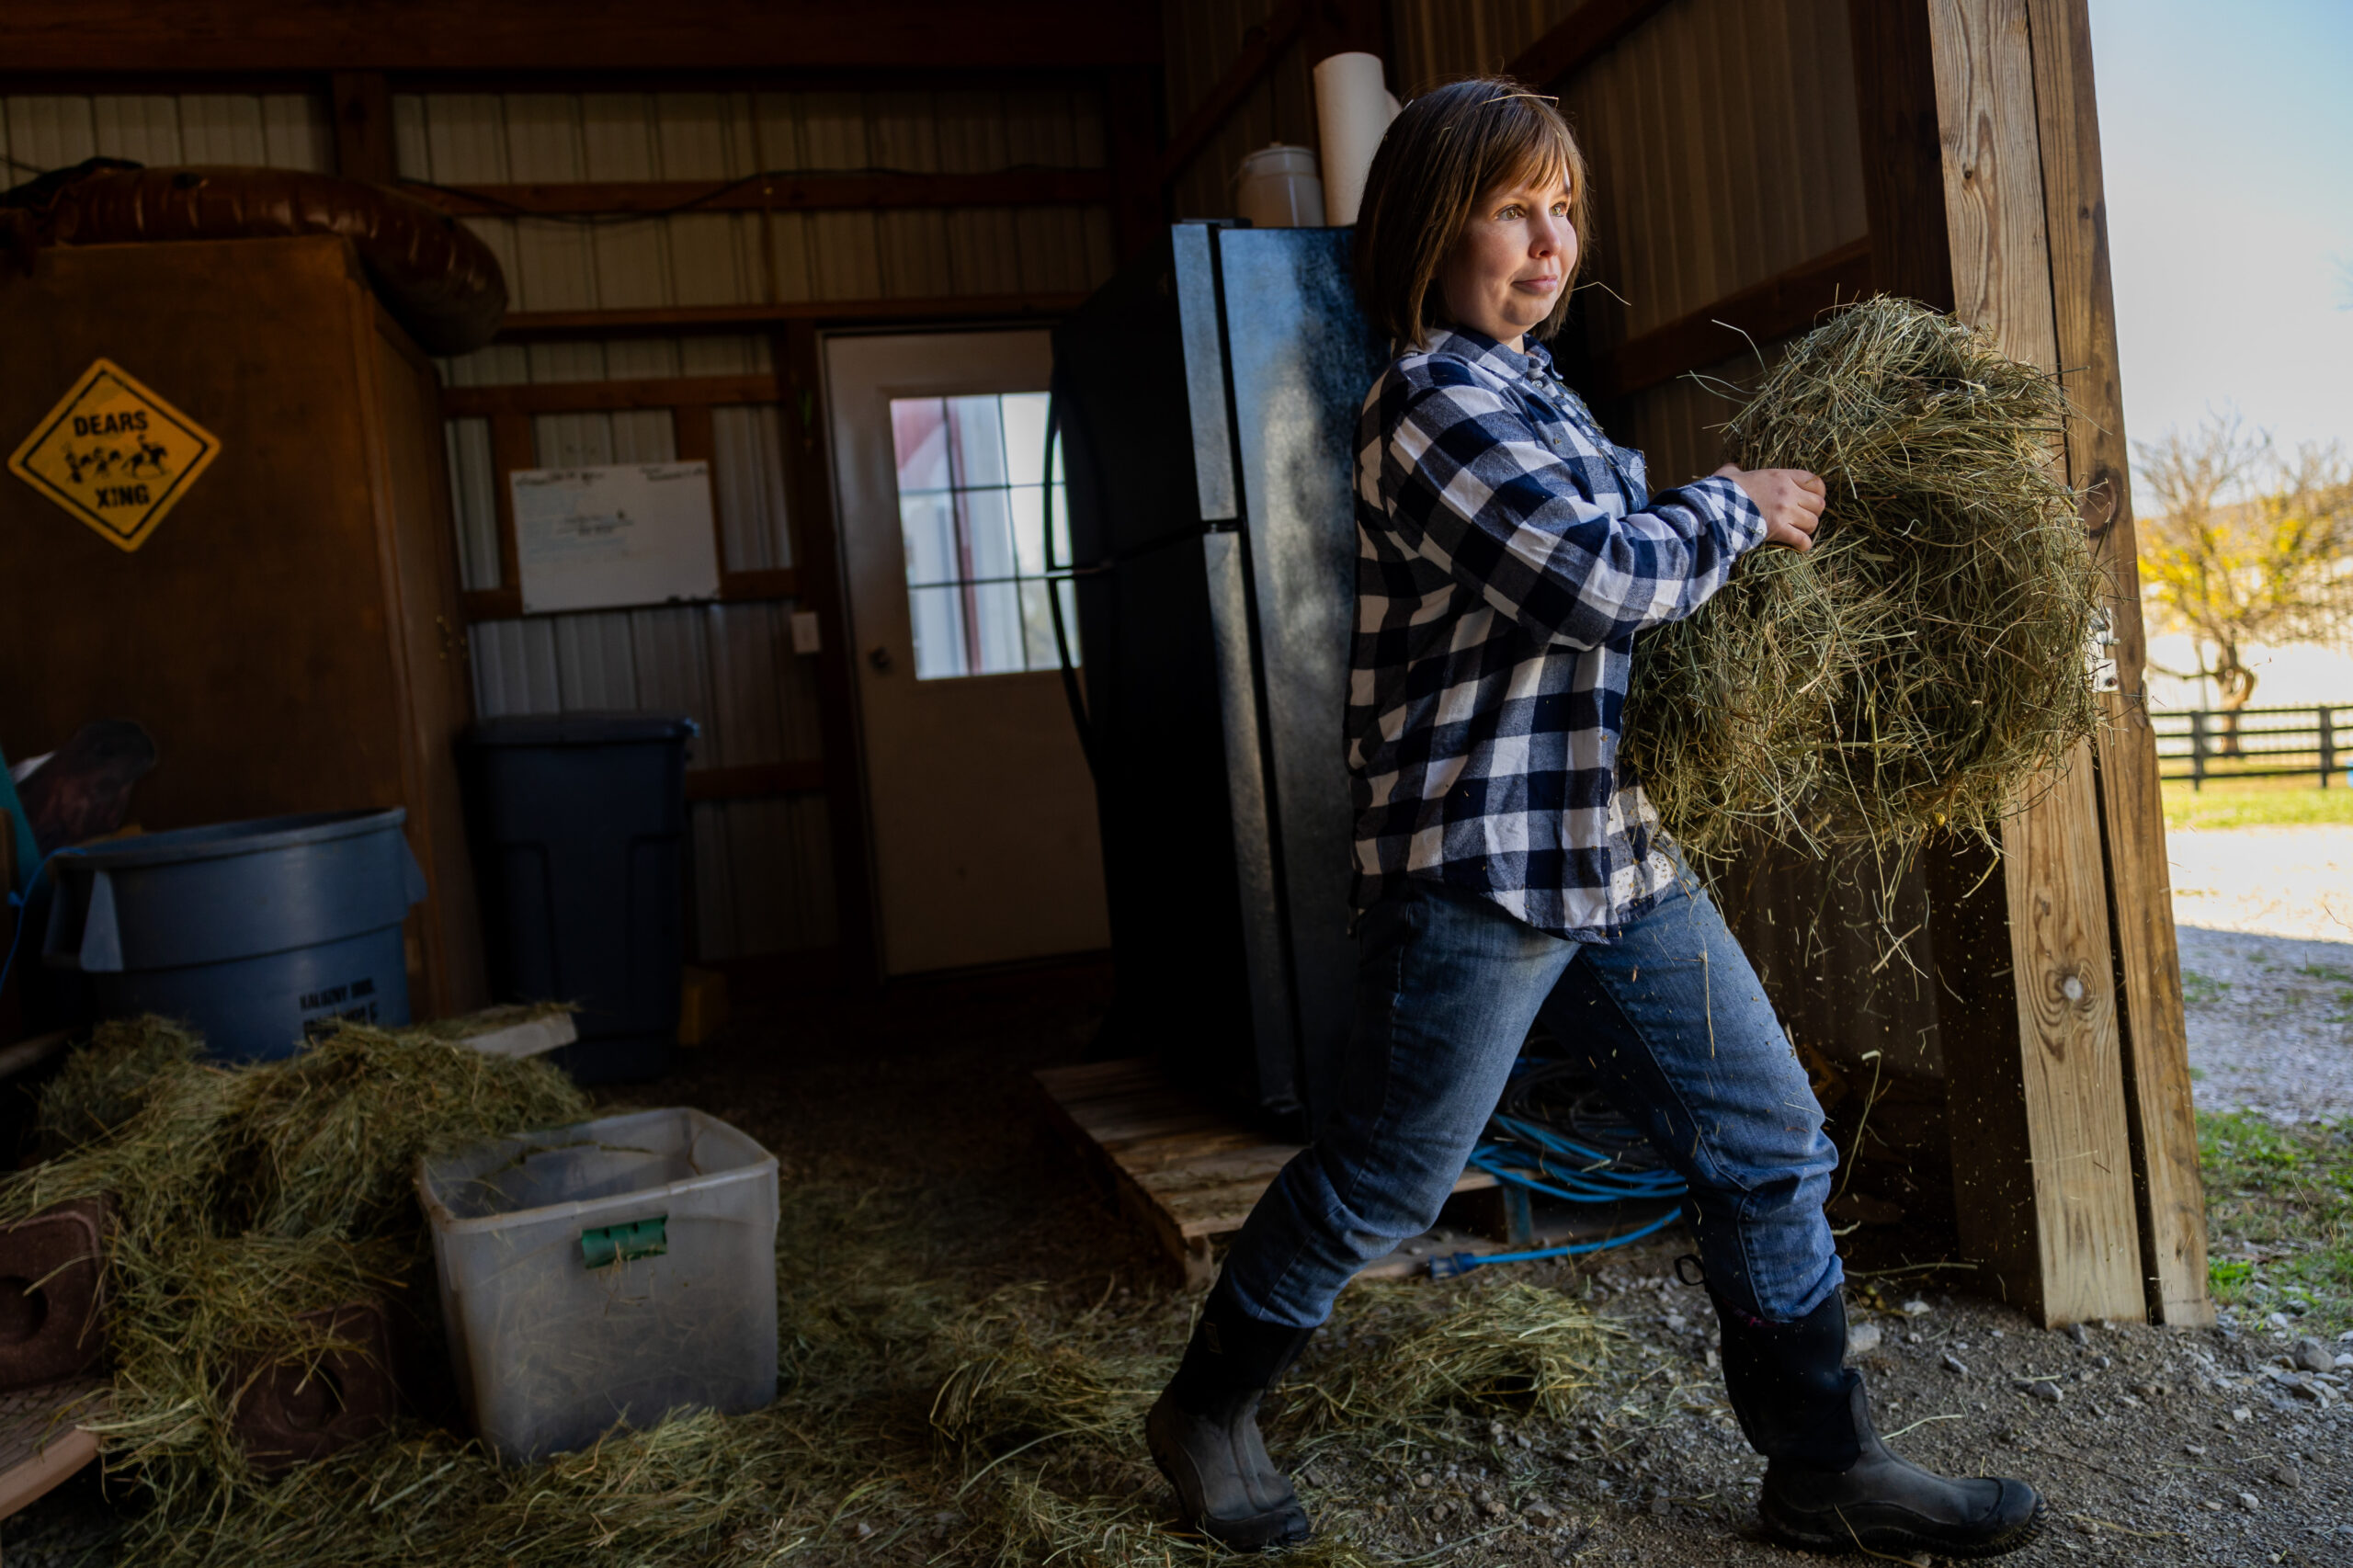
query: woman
[{"left": 1143, "top": 79, "right": 2046, "bottom": 1560}]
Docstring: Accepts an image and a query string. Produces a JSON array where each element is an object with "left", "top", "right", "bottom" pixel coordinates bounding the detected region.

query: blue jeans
[{"left": 1222, "top": 873, "right": 1843, "bottom": 1327}]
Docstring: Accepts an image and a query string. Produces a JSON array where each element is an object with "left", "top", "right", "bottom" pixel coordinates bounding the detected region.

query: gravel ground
[
  {"left": 2173, "top": 827, "right": 2353, "bottom": 1123},
  {"left": 1290, "top": 1236, "right": 2353, "bottom": 1568},
  {"left": 2177, "top": 926, "right": 2353, "bottom": 1122}
]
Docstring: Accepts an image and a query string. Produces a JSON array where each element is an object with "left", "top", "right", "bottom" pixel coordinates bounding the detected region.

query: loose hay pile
[
  {"left": 2, "top": 1016, "right": 589, "bottom": 1513},
  {"left": 1624, "top": 296, "right": 2103, "bottom": 874},
  {"left": 10, "top": 1021, "right": 1631, "bottom": 1567}
]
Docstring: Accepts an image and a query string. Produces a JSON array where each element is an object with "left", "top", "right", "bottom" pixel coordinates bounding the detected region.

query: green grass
[
  {"left": 2164, "top": 776, "right": 2353, "bottom": 830},
  {"left": 2200, "top": 1111, "right": 2352, "bottom": 1339},
  {"left": 2179, "top": 969, "right": 2232, "bottom": 1006}
]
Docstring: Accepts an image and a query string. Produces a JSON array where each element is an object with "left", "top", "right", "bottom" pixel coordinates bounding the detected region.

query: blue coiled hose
[{"left": 1432, "top": 1087, "right": 1689, "bottom": 1278}]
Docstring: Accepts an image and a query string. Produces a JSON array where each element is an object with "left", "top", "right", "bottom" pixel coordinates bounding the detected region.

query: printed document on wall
[{"left": 512, "top": 462, "right": 722, "bottom": 614}]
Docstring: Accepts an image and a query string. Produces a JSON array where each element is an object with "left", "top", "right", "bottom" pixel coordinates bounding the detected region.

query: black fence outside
[{"left": 2152, "top": 704, "right": 2353, "bottom": 790}]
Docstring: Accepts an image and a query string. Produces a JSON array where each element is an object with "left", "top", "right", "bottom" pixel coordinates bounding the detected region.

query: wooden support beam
[
  {"left": 460, "top": 570, "right": 800, "bottom": 624},
  {"left": 1101, "top": 65, "right": 1167, "bottom": 264},
  {"left": 488, "top": 413, "right": 531, "bottom": 601},
  {"left": 495, "top": 291, "right": 1089, "bottom": 342},
  {"left": 442, "top": 374, "right": 781, "bottom": 418},
  {"left": 0, "top": 2, "right": 1163, "bottom": 72},
  {"left": 1586, "top": 236, "right": 1873, "bottom": 400},
  {"left": 778, "top": 320, "right": 881, "bottom": 991},
  {"left": 672, "top": 399, "right": 733, "bottom": 583},
  {"left": 1927, "top": 0, "right": 2146, "bottom": 1328},
  {"left": 1502, "top": 0, "right": 1674, "bottom": 89},
  {"left": 1157, "top": 0, "right": 1310, "bottom": 187},
  {"left": 2025, "top": 0, "right": 2210, "bottom": 1325},
  {"left": 402, "top": 168, "right": 1114, "bottom": 219},
  {"left": 328, "top": 71, "right": 395, "bottom": 184},
  {"left": 718, "top": 568, "right": 799, "bottom": 601},
  {"left": 685, "top": 760, "right": 825, "bottom": 801}
]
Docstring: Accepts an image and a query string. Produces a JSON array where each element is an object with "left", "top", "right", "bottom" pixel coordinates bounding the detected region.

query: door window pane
[{"left": 889, "top": 392, "right": 1076, "bottom": 681}]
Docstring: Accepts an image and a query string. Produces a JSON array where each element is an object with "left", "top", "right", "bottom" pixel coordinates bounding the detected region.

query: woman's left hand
[{"left": 1712, "top": 463, "right": 1824, "bottom": 551}]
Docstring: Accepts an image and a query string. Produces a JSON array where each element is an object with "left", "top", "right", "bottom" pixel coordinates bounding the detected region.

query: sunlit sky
[{"left": 2088, "top": 0, "right": 2353, "bottom": 460}]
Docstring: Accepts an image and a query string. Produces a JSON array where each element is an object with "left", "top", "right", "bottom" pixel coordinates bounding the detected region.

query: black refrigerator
[{"left": 1053, "top": 222, "right": 1388, "bottom": 1134}]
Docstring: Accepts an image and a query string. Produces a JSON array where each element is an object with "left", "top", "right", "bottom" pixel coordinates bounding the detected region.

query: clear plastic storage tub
[{"left": 415, "top": 1108, "right": 779, "bottom": 1461}]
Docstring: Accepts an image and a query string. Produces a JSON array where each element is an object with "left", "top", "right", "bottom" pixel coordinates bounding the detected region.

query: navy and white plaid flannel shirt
[{"left": 1347, "top": 326, "right": 1768, "bottom": 940}]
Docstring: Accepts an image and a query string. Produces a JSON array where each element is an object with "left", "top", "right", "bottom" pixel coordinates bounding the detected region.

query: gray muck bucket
[{"left": 43, "top": 809, "right": 429, "bottom": 1061}]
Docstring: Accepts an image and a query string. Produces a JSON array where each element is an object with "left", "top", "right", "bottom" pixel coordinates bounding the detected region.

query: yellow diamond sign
[{"left": 8, "top": 358, "right": 221, "bottom": 552}]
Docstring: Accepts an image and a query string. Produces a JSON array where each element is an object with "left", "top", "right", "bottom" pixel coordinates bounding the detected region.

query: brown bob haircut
[{"left": 1354, "top": 77, "right": 1590, "bottom": 349}]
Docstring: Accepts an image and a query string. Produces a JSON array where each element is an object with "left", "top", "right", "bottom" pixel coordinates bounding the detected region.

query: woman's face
[{"left": 1436, "top": 165, "right": 1577, "bottom": 352}]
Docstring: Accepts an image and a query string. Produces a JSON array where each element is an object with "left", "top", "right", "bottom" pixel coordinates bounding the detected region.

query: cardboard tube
[{"left": 1313, "top": 51, "right": 1399, "bottom": 227}]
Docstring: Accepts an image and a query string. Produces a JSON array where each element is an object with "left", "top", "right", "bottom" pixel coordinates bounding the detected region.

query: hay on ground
[
  {"left": 1288, "top": 1280, "right": 1620, "bottom": 1435},
  {"left": 14, "top": 1023, "right": 1624, "bottom": 1566},
  {"left": 1624, "top": 295, "right": 2103, "bottom": 877},
  {"left": 1, "top": 1016, "right": 589, "bottom": 1512}
]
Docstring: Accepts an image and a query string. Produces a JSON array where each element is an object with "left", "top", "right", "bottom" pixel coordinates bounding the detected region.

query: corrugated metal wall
[
  {"left": 405, "top": 88, "right": 1119, "bottom": 960},
  {"left": 1160, "top": 1, "right": 1324, "bottom": 219},
  {"left": 1, "top": 92, "right": 332, "bottom": 173},
  {"left": 3, "top": 86, "right": 1120, "bottom": 962}
]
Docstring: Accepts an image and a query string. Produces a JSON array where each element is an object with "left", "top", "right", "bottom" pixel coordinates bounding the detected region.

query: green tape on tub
[{"left": 581, "top": 1215, "right": 667, "bottom": 1268}]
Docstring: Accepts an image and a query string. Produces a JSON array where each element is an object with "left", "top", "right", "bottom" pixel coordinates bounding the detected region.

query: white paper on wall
[{"left": 512, "top": 461, "right": 722, "bottom": 615}]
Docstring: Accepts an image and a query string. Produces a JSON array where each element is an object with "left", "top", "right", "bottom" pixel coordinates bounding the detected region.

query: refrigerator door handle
[
  {"left": 1172, "top": 223, "right": 1240, "bottom": 523},
  {"left": 1202, "top": 528, "right": 1298, "bottom": 1108}
]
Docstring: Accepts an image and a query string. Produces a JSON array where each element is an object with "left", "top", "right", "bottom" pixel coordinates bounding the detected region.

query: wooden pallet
[
  {"left": 0, "top": 1377, "right": 106, "bottom": 1521},
  {"left": 1035, "top": 1057, "right": 1499, "bottom": 1289}
]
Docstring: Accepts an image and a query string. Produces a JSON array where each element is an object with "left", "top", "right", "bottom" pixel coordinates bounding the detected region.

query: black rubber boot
[
  {"left": 1144, "top": 1278, "right": 1316, "bottom": 1551},
  {"left": 1714, "top": 1290, "right": 2046, "bottom": 1559}
]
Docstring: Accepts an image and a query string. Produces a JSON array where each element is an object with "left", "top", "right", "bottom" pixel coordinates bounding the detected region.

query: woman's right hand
[{"left": 1712, "top": 463, "right": 1825, "bottom": 551}]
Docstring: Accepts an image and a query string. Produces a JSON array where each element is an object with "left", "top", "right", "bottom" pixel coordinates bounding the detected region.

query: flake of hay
[
  {"left": 31, "top": 1015, "right": 204, "bottom": 1160},
  {"left": 1624, "top": 296, "right": 2102, "bottom": 875},
  {"left": 212, "top": 1019, "right": 590, "bottom": 1238}
]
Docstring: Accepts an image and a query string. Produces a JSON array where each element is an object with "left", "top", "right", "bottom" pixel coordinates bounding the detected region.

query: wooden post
[
  {"left": 0, "top": 808, "right": 16, "bottom": 1043},
  {"left": 776, "top": 322, "right": 881, "bottom": 991},
  {"left": 1924, "top": 0, "right": 2148, "bottom": 1326},
  {"left": 487, "top": 414, "right": 533, "bottom": 598},
  {"left": 329, "top": 72, "right": 397, "bottom": 185},
  {"left": 1100, "top": 66, "right": 1165, "bottom": 267},
  {"left": 2020, "top": 0, "right": 2210, "bottom": 1324}
]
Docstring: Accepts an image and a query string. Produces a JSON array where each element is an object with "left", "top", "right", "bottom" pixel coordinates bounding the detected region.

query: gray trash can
[
  {"left": 42, "top": 809, "right": 428, "bottom": 1061},
  {"left": 460, "top": 713, "right": 692, "bottom": 1084}
]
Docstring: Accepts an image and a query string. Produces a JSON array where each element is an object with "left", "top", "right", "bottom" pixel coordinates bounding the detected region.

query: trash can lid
[
  {"left": 56, "top": 807, "right": 410, "bottom": 868},
  {"left": 465, "top": 711, "right": 698, "bottom": 746}
]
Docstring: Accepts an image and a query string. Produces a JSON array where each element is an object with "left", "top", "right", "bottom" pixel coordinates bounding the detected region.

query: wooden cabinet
[{"left": 0, "top": 233, "right": 484, "bottom": 1018}]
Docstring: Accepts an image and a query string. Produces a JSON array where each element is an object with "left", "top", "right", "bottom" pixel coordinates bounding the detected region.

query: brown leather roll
[{"left": 8, "top": 163, "right": 507, "bottom": 356}]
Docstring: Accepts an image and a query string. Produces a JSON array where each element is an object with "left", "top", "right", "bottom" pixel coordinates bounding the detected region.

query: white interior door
[{"left": 824, "top": 329, "right": 1108, "bottom": 976}]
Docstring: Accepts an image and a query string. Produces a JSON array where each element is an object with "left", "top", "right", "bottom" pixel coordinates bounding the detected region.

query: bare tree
[{"left": 2135, "top": 415, "right": 2353, "bottom": 747}]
